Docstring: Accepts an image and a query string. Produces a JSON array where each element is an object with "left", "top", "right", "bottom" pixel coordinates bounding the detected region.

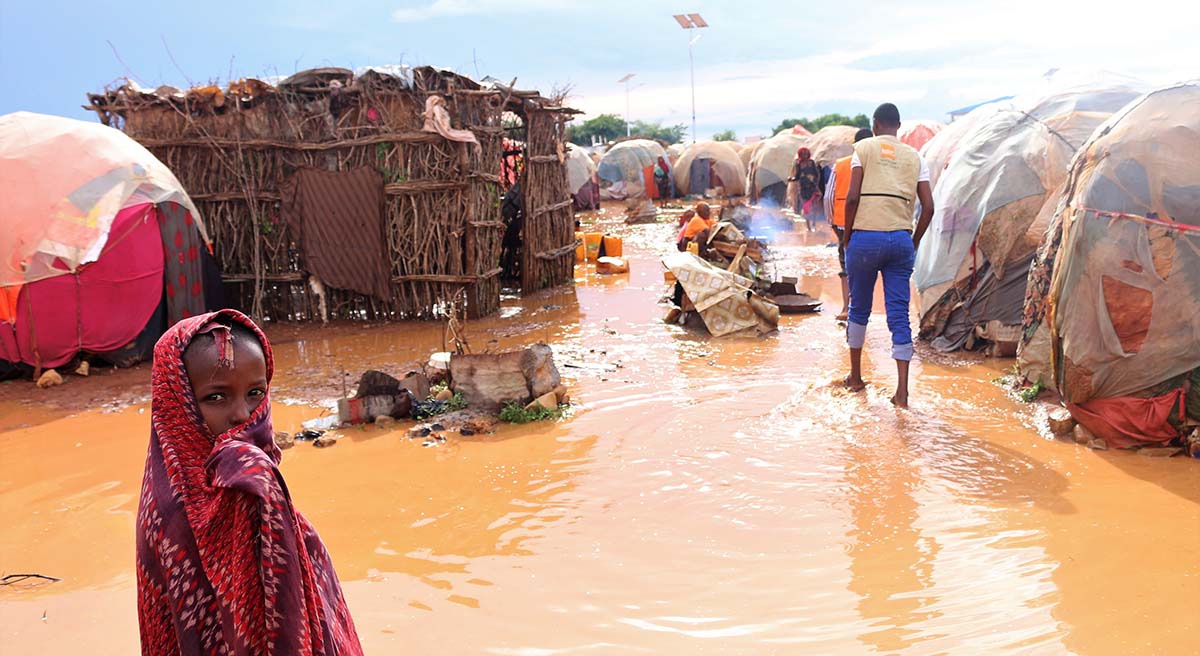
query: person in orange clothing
[
  {"left": 823, "top": 128, "right": 874, "bottom": 321},
  {"left": 676, "top": 203, "right": 717, "bottom": 252}
]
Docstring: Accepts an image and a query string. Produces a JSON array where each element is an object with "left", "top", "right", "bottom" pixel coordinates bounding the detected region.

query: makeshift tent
[
  {"left": 748, "top": 132, "right": 806, "bottom": 205},
  {"left": 899, "top": 120, "right": 945, "bottom": 151},
  {"left": 774, "top": 124, "right": 813, "bottom": 138},
  {"left": 806, "top": 125, "right": 859, "bottom": 167},
  {"left": 913, "top": 82, "right": 1143, "bottom": 352},
  {"left": 666, "top": 143, "right": 686, "bottom": 165},
  {"left": 565, "top": 143, "right": 600, "bottom": 211},
  {"left": 0, "top": 112, "right": 219, "bottom": 376},
  {"left": 1019, "top": 82, "right": 1200, "bottom": 447},
  {"left": 673, "top": 140, "right": 747, "bottom": 197},
  {"left": 663, "top": 251, "right": 779, "bottom": 337},
  {"left": 597, "top": 139, "right": 671, "bottom": 200},
  {"left": 920, "top": 108, "right": 995, "bottom": 190}
]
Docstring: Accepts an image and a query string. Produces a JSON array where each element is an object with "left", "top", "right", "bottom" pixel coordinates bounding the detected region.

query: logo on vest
[{"left": 880, "top": 143, "right": 896, "bottom": 160}]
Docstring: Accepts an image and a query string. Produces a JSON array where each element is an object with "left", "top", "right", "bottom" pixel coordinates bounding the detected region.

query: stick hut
[{"left": 86, "top": 66, "right": 579, "bottom": 320}]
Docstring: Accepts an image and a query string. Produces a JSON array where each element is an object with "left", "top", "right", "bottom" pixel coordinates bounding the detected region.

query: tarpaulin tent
[
  {"left": 666, "top": 143, "right": 686, "bottom": 165},
  {"left": 899, "top": 120, "right": 945, "bottom": 151},
  {"left": 913, "top": 82, "right": 1143, "bottom": 352},
  {"left": 565, "top": 143, "right": 599, "bottom": 211},
  {"left": 774, "top": 124, "right": 813, "bottom": 138},
  {"left": 922, "top": 105, "right": 1003, "bottom": 190},
  {"left": 806, "top": 125, "right": 859, "bottom": 167},
  {"left": 673, "top": 140, "right": 747, "bottom": 197},
  {"left": 1018, "top": 82, "right": 1200, "bottom": 446},
  {"left": 739, "top": 140, "right": 763, "bottom": 179},
  {"left": 0, "top": 112, "right": 219, "bottom": 377},
  {"left": 748, "top": 132, "right": 806, "bottom": 205},
  {"left": 597, "top": 139, "right": 671, "bottom": 200}
]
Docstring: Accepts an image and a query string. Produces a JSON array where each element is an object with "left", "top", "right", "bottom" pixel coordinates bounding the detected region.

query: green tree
[
  {"left": 567, "top": 114, "right": 628, "bottom": 146},
  {"left": 712, "top": 129, "right": 737, "bottom": 142},
  {"left": 770, "top": 113, "right": 870, "bottom": 135},
  {"left": 630, "top": 120, "right": 688, "bottom": 144}
]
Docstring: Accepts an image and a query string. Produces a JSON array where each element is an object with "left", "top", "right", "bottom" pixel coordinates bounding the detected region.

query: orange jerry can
[
  {"left": 575, "top": 232, "right": 585, "bottom": 263},
  {"left": 584, "top": 233, "right": 603, "bottom": 261},
  {"left": 602, "top": 235, "right": 623, "bottom": 258}
]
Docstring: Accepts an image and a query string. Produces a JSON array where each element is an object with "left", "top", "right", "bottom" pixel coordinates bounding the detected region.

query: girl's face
[{"left": 184, "top": 336, "right": 268, "bottom": 437}]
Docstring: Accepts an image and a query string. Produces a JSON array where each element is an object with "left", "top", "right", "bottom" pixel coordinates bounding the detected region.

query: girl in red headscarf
[
  {"left": 788, "top": 146, "right": 823, "bottom": 231},
  {"left": 136, "top": 310, "right": 362, "bottom": 655}
]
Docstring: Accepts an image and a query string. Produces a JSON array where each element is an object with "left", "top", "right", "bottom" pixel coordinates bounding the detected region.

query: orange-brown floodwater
[{"left": 2, "top": 207, "right": 1198, "bottom": 654}]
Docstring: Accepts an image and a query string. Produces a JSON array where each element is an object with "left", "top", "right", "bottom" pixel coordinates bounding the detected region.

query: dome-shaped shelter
[
  {"left": 914, "top": 82, "right": 1143, "bottom": 352},
  {"left": 748, "top": 132, "right": 806, "bottom": 205},
  {"left": 1019, "top": 82, "right": 1200, "bottom": 448},
  {"left": 596, "top": 139, "right": 672, "bottom": 200},
  {"left": 673, "top": 140, "right": 747, "bottom": 197},
  {"left": 666, "top": 143, "right": 686, "bottom": 165},
  {"left": 774, "top": 124, "right": 813, "bottom": 138},
  {"left": 0, "top": 112, "right": 218, "bottom": 377},
  {"left": 921, "top": 109, "right": 998, "bottom": 190},
  {"left": 565, "top": 143, "right": 599, "bottom": 211},
  {"left": 806, "top": 125, "right": 860, "bottom": 167},
  {"left": 899, "top": 120, "right": 945, "bottom": 151}
]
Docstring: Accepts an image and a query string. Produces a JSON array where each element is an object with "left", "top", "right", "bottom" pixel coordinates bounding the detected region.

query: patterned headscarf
[{"left": 136, "top": 310, "right": 362, "bottom": 655}]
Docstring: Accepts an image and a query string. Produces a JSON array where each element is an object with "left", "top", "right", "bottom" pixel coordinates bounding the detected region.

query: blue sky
[{"left": 1, "top": 0, "right": 1195, "bottom": 140}]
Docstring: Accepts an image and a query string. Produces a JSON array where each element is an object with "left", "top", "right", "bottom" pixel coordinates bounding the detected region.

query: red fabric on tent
[
  {"left": 642, "top": 165, "right": 660, "bottom": 200},
  {"left": 1067, "top": 389, "right": 1185, "bottom": 449},
  {"left": 0, "top": 204, "right": 164, "bottom": 369}
]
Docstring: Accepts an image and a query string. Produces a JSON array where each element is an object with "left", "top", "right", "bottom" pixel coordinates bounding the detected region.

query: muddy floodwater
[{"left": 2, "top": 207, "right": 1198, "bottom": 655}]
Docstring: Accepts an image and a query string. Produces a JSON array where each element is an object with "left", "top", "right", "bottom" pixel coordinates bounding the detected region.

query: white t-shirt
[{"left": 851, "top": 151, "right": 930, "bottom": 182}]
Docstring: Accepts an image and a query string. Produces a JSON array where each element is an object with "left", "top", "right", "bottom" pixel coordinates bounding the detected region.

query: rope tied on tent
[{"left": 1073, "top": 205, "right": 1200, "bottom": 234}]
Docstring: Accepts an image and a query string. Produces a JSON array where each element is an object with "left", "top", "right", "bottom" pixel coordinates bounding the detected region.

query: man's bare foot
[
  {"left": 890, "top": 394, "right": 909, "bottom": 408},
  {"left": 839, "top": 376, "right": 867, "bottom": 392}
]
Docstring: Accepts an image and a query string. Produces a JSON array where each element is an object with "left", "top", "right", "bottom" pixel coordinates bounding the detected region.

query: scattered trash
[
  {"left": 36, "top": 369, "right": 63, "bottom": 389},
  {"left": 1137, "top": 446, "right": 1183, "bottom": 458},
  {"left": 313, "top": 435, "right": 338, "bottom": 448},
  {"left": 595, "top": 256, "right": 629, "bottom": 275},
  {"left": 274, "top": 431, "right": 295, "bottom": 450},
  {"left": 1046, "top": 406, "right": 1077, "bottom": 437},
  {"left": 296, "top": 429, "right": 325, "bottom": 441},
  {"left": 374, "top": 415, "right": 397, "bottom": 430},
  {"left": 301, "top": 416, "right": 341, "bottom": 432},
  {"left": 74, "top": 361, "right": 90, "bottom": 377}
]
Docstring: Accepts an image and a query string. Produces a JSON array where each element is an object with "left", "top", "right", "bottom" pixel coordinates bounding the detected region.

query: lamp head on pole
[{"left": 617, "top": 73, "right": 636, "bottom": 84}]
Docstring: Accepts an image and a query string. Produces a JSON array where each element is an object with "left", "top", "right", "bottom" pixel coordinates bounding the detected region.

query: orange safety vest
[{"left": 831, "top": 155, "right": 852, "bottom": 228}]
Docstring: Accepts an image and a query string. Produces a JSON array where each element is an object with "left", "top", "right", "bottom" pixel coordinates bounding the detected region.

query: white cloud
[
  {"left": 392, "top": 0, "right": 574, "bottom": 22},
  {"left": 557, "top": 0, "right": 1198, "bottom": 139}
]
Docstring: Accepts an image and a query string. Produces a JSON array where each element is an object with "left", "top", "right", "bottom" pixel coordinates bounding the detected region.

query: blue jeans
[{"left": 845, "top": 230, "right": 915, "bottom": 361}]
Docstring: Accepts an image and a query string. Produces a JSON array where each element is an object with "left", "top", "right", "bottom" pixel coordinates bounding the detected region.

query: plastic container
[
  {"left": 602, "top": 235, "right": 623, "bottom": 258},
  {"left": 584, "top": 233, "right": 603, "bottom": 261},
  {"left": 575, "top": 232, "right": 585, "bottom": 263}
]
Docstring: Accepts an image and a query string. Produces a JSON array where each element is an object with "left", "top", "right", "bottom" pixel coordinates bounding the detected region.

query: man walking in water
[{"left": 840, "top": 104, "right": 935, "bottom": 407}]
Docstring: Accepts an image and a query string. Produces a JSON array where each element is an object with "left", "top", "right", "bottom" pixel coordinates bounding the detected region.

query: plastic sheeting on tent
[
  {"left": 806, "top": 125, "right": 859, "bottom": 167},
  {"left": 899, "top": 120, "right": 945, "bottom": 152},
  {"left": 922, "top": 106, "right": 1002, "bottom": 190},
  {"left": 774, "top": 124, "right": 813, "bottom": 138},
  {"left": 596, "top": 139, "right": 671, "bottom": 200},
  {"left": 913, "top": 82, "right": 1143, "bottom": 351},
  {"left": 673, "top": 141, "right": 747, "bottom": 197},
  {"left": 666, "top": 143, "right": 686, "bottom": 165},
  {"left": 0, "top": 112, "right": 215, "bottom": 373},
  {"left": 1019, "top": 82, "right": 1200, "bottom": 414},
  {"left": 739, "top": 140, "right": 764, "bottom": 175},
  {"left": 748, "top": 132, "right": 806, "bottom": 204},
  {"left": 565, "top": 143, "right": 599, "bottom": 210}
]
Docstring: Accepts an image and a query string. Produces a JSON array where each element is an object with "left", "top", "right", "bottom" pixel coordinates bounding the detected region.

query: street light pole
[
  {"left": 673, "top": 13, "right": 708, "bottom": 144},
  {"left": 617, "top": 73, "right": 636, "bottom": 138},
  {"left": 689, "top": 35, "right": 699, "bottom": 144}
]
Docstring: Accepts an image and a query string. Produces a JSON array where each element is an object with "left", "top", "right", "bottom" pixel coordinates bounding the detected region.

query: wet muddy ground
[{"left": 2, "top": 205, "right": 1198, "bottom": 654}]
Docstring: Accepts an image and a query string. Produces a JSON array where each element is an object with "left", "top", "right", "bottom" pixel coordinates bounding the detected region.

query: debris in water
[
  {"left": 36, "top": 370, "right": 63, "bottom": 389},
  {"left": 313, "top": 435, "right": 338, "bottom": 448},
  {"left": 274, "top": 431, "right": 295, "bottom": 450}
]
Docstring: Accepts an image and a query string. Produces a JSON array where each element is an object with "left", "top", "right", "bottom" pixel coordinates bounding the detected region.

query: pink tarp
[{"left": 0, "top": 204, "right": 164, "bottom": 369}]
